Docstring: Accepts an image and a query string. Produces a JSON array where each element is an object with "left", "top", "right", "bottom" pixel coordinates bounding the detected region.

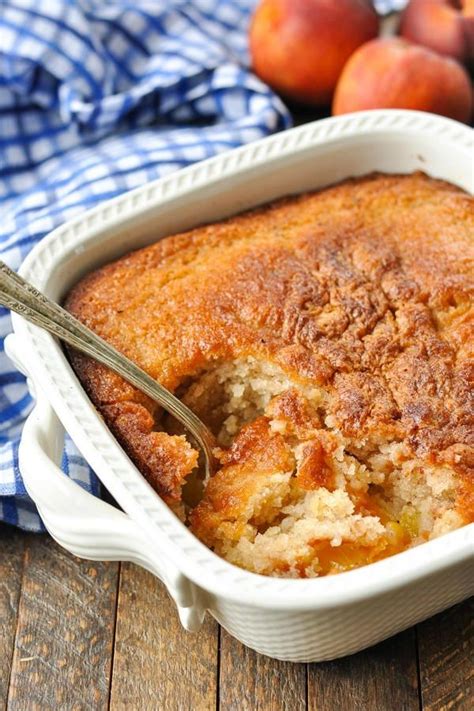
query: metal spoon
[{"left": 0, "top": 260, "right": 217, "bottom": 479}]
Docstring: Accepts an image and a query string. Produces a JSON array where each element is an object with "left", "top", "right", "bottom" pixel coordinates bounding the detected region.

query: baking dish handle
[{"left": 7, "top": 336, "right": 205, "bottom": 632}]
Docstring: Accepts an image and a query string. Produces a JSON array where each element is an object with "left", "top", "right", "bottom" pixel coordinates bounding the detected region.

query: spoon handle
[{"left": 0, "top": 261, "right": 215, "bottom": 475}]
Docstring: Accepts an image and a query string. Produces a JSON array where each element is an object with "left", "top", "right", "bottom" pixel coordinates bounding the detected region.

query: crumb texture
[{"left": 66, "top": 173, "right": 474, "bottom": 577}]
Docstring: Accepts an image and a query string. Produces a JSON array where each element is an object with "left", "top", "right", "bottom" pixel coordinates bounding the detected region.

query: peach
[
  {"left": 332, "top": 38, "right": 473, "bottom": 124},
  {"left": 249, "top": 0, "right": 379, "bottom": 106},
  {"left": 400, "top": 0, "right": 474, "bottom": 66}
]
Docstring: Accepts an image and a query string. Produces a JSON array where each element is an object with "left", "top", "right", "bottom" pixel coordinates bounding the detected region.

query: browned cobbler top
[{"left": 65, "top": 173, "right": 474, "bottom": 545}]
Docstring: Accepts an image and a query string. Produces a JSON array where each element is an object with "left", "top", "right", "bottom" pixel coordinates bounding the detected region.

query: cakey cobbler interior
[{"left": 65, "top": 173, "right": 473, "bottom": 578}]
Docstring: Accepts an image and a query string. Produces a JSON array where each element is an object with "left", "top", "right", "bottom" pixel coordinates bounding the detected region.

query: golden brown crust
[
  {"left": 68, "top": 353, "right": 198, "bottom": 505},
  {"left": 265, "top": 389, "right": 322, "bottom": 439},
  {"left": 190, "top": 417, "right": 295, "bottom": 546},
  {"left": 65, "top": 172, "right": 474, "bottom": 516}
]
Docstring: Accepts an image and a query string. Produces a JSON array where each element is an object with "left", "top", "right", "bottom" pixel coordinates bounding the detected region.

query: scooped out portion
[
  {"left": 65, "top": 172, "right": 474, "bottom": 578},
  {"left": 183, "top": 357, "right": 464, "bottom": 577}
]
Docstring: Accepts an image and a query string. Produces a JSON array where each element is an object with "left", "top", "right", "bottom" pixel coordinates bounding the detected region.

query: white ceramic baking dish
[{"left": 6, "top": 110, "right": 473, "bottom": 663}]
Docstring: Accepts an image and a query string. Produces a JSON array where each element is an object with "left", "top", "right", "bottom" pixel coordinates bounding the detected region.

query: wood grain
[
  {"left": 1, "top": 526, "right": 472, "bottom": 711},
  {"left": 308, "top": 628, "right": 419, "bottom": 711},
  {"left": 109, "top": 562, "right": 218, "bottom": 711},
  {"left": 418, "top": 598, "right": 473, "bottom": 711},
  {"left": 0, "top": 524, "right": 25, "bottom": 705},
  {"left": 7, "top": 535, "right": 119, "bottom": 711},
  {"left": 219, "top": 628, "right": 307, "bottom": 711}
]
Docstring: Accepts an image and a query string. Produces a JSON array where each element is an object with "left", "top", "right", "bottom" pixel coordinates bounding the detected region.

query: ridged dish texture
[{"left": 66, "top": 172, "right": 473, "bottom": 578}]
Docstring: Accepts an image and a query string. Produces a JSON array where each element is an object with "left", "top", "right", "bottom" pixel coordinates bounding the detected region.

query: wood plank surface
[
  {"left": 308, "top": 628, "right": 419, "bottom": 711},
  {"left": 0, "top": 524, "right": 25, "bottom": 705},
  {"left": 218, "top": 628, "right": 307, "bottom": 711},
  {"left": 418, "top": 599, "right": 473, "bottom": 711},
  {"left": 109, "top": 562, "right": 218, "bottom": 711},
  {"left": 6, "top": 535, "right": 119, "bottom": 711},
  {"left": 1, "top": 528, "right": 472, "bottom": 711}
]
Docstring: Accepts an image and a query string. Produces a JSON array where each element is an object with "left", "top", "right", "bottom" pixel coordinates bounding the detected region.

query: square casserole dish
[{"left": 7, "top": 110, "right": 473, "bottom": 663}]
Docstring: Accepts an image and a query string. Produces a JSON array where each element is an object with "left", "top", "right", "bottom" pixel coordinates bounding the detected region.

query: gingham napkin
[{"left": 0, "top": 0, "right": 403, "bottom": 531}]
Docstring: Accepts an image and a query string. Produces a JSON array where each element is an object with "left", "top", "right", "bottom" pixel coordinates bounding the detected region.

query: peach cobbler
[{"left": 66, "top": 173, "right": 474, "bottom": 577}]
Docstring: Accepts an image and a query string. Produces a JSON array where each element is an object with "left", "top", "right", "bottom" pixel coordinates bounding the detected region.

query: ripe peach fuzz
[
  {"left": 249, "top": 0, "right": 379, "bottom": 105},
  {"left": 332, "top": 38, "right": 473, "bottom": 124},
  {"left": 400, "top": 0, "right": 474, "bottom": 66}
]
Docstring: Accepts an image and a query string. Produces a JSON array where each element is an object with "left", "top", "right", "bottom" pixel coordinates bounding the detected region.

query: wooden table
[{"left": 1, "top": 523, "right": 472, "bottom": 710}]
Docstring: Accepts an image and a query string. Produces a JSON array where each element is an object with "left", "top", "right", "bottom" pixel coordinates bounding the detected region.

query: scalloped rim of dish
[{"left": 13, "top": 110, "right": 474, "bottom": 609}]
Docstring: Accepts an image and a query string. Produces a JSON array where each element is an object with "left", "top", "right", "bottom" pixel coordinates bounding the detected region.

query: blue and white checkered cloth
[{"left": 0, "top": 0, "right": 403, "bottom": 531}]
